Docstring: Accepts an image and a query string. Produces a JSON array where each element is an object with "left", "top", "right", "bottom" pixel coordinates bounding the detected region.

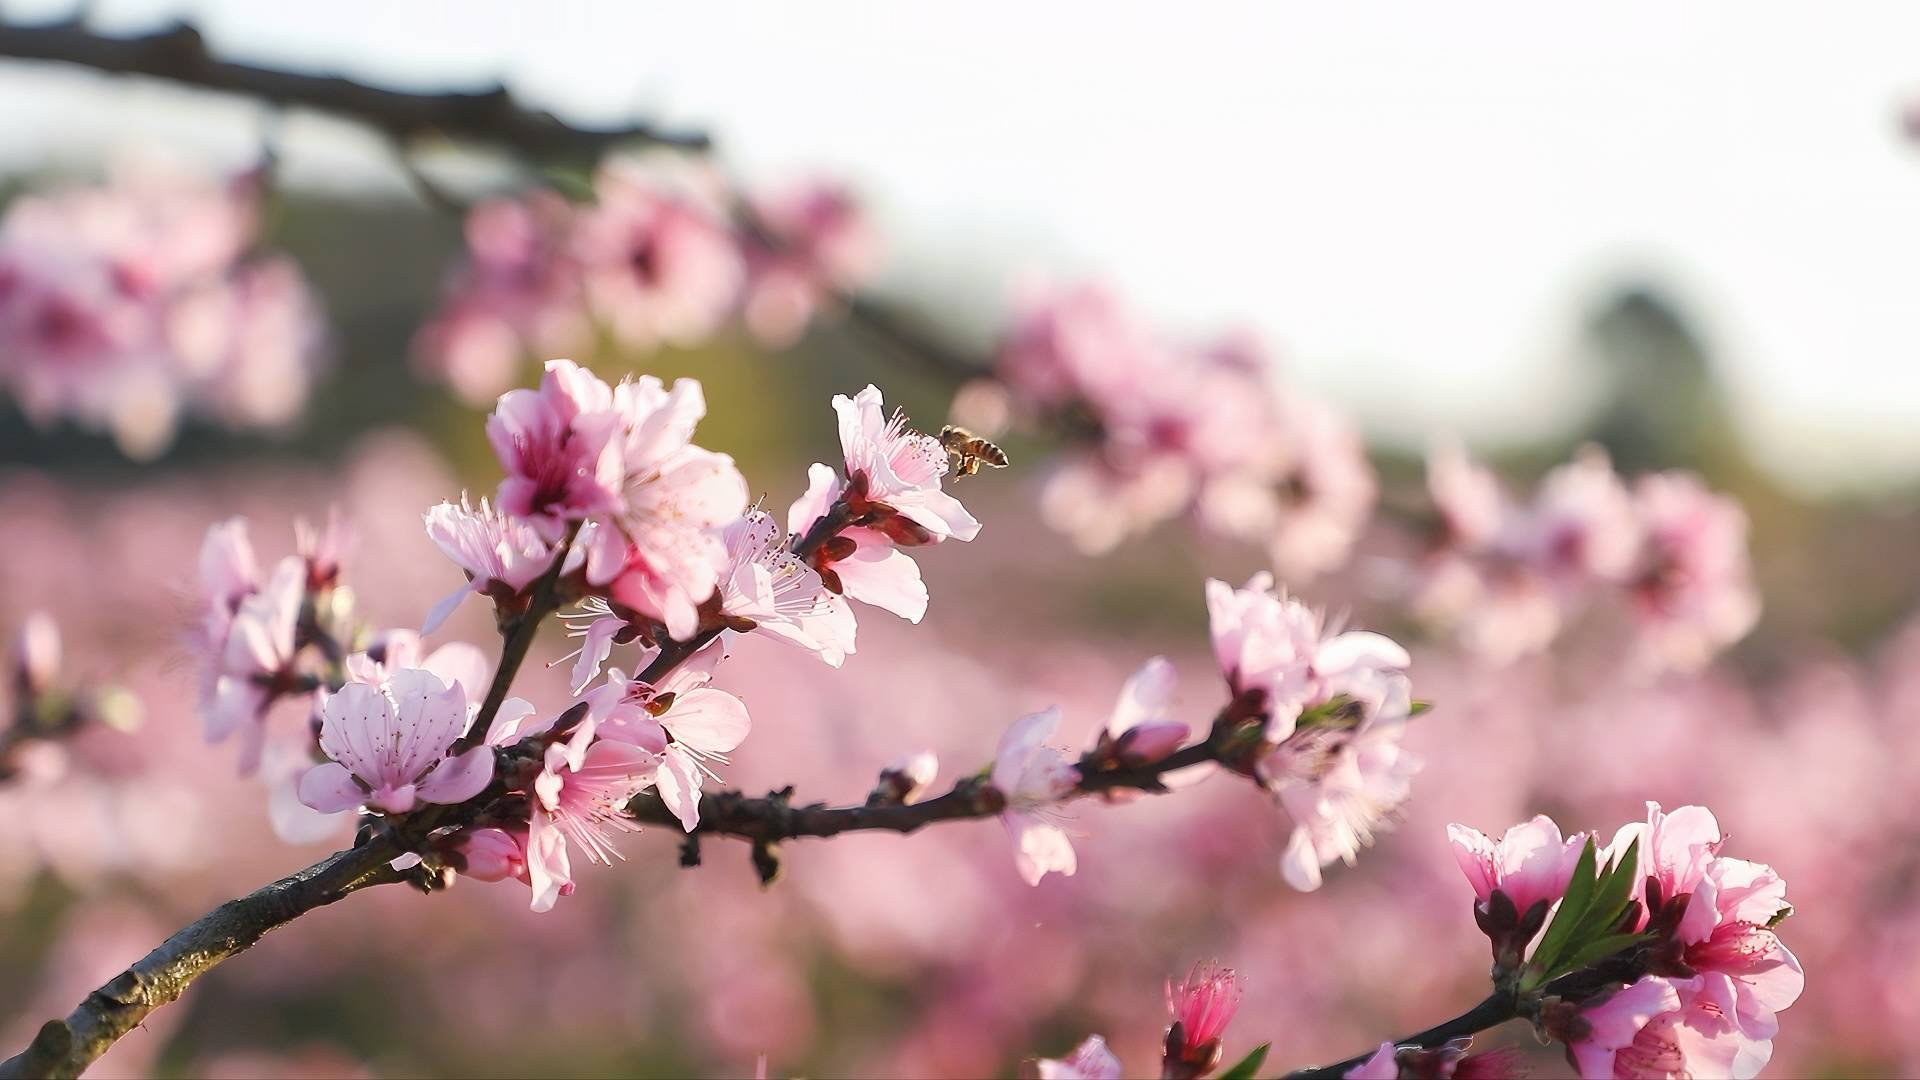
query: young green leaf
[
  {"left": 1528, "top": 837, "right": 1601, "bottom": 977},
  {"left": 1217, "top": 1042, "right": 1271, "bottom": 1080},
  {"left": 1563, "top": 836, "right": 1641, "bottom": 957},
  {"left": 1558, "top": 931, "right": 1650, "bottom": 975}
]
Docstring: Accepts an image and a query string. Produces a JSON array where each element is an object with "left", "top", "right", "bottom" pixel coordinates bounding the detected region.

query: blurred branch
[
  {"left": 0, "top": 838, "right": 407, "bottom": 1080},
  {"left": 837, "top": 293, "right": 995, "bottom": 385},
  {"left": 0, "top": 17, "right": 710, "bottom": 159}
]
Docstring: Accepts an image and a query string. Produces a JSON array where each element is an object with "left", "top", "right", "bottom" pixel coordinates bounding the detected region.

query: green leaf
[
  {"left": 1217, "top": 1042, "right": 1271, "bottom": 1080},
  {"left": 1565, "top": 836, "right": 1641, "bottom": 951},
  {"left": 1528, "top": 837, "right": 1600, "bottom": 977},
  {"left": 1767, "top": 904, "right": 1794, "bottom": 928},
  {"left": 1408, "top": 699, "right": 1435, "bottom": 717},
  {"left": 1558, "top": 931, "right": 1650, "bottom": 974}
]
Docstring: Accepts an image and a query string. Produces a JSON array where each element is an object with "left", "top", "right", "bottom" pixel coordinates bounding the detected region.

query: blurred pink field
[{"left": 2, "top": 8, "right": 1918, "bottom": 1080}]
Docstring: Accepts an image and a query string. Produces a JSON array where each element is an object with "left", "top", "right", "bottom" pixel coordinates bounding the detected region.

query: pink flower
[
  {"left": 789, "top": 462, "right": 931, "bottom": 623},
  {"left": 989, "top": 708, "right": 1080, "bottom": 886},
  {"left": 575, "top": 165, "right": 743, "bottom": 351},
  {"left": 585, "top": 654, "right": 750, "bottom": 831},
  {"left": 1571, "top": 804, "right": 1802, "bottom": 1078},
  {"left": 716, "top": 509, "right": 856, "bottom": 666},
  {"left": 11, "top": 611, "right": 61, "bottom": 700},
  {"left": 1523, "top": 446, "right": 1640, "bottom": 584},
  {"left": 1448, "top": 814, "right": 1589, "bottom": 920},
  {"left": 421, "top": 495, "right": 578, "bottom": 634},
  {"left": 1205, "top": 573, "right": 1411, "bottom": 740},
  {"left": 996, "top": 281, "right": 1162, "bottom": 411},
  {"left": 296, "top": 669, "right": 494, "bottom": 816},
  {"left": 204, "top": 555, "right": 305, "bottom": 773},
  {"left": 833, "top": 384, "right": 981, "bottom": 543},
  {"left": 1262, "top": 668, "right": 1421, "bottom": 892},
  {"left": 1200, "top": 391, "right": 1378, "bottom": 582},
  {"left": 1426, "top": 439, "right": 1506, "bottom": 549},
  {"left": 1034, "top": 1035, "right": 1122, "bottom": 1080},
  {"left": 197, "top": 516, "right": 260, "bottom": 656},
  {"left": 1040, "top": 451, "right": 1196, "bottom": 556},
  {"left": 293, "top": 507, "right": 350, "bottom": 592},
  {"left": 343, "top": 631, "right": 490, "bottom": 704},
  {"left": 526, "top": 738, "right": 661, "bottom": 912},
  {"left": 1165, "top": 962, "right": 1243, "bottom": 1073},
  {"left": 166, "top": 255, "right": 326, "bottom": 431},
  {"left": 1100, "top": 656, "right": 1189, "bottom": 766},
  {"left": 0, "top": 164, "right": 320, "bottom": 456},
  {"left": 592, "top": 375, "right": 749, "bottom": 640},
  {"left": 413, "top": 192, "right": 590, "bottom": 405},
  {"left": 1627, "top": 473, "right": 1760, "bottom": 671},
  {"left": 451, "top": 826, "right": 529, "bottom": 884},
  {"left": 741, "top": 179, "right": 879, "bottom": 347},
  {"left": 486, "top": 359, "right": 625, "bottom": 537}
]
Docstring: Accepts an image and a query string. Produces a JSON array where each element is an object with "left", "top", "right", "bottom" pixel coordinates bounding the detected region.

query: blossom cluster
[
  {"left": 984, "top": 282, "right": 1374, "bottom": 580},
  {"left": 0, "top": 162, "right": 325, "bottom": 458},
  {"left": 1, "top": 613, "right": 139, "bottom": 784},
  {"left": 1206, "top": 573, "right": 1419, "bottom": 891},
  {"left": 413, "top": 159, "right": 878, "bottom": 404},
  {"left": 190, "top": 360, "right": 985, "bottom": 909},
  {"left": 1448, "top": 804, "right": 1800, "bottom": 1078},
  {"left": 1411, "top": 442, "right": 1759, "bottom": 670}
]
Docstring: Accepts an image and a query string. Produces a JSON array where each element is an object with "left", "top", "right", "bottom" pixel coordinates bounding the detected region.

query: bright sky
[{"left": 5, "top": 0, "right": 1920, "bottom": 492}]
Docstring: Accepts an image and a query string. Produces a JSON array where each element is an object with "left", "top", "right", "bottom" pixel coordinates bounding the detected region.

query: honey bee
[{"left": 938, "top": 425, "right": 1010, "bottom": 478}]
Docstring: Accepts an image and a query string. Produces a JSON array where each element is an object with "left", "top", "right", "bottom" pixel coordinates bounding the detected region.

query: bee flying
[{"left": 937, "top": 425, "right": 1010, "bottom": 478}]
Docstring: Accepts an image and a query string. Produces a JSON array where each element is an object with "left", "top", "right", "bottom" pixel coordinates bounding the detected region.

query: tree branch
[
  {"left": 629, "top": 742, "right": 1218, "bottom": 846},
  {"left": 0, "top": 17, "right": 709, "bottom": 159},
  {"left": 0, "top": 837, "right": 407, "bottom": 1080},
  {"left": 1281, "top": 993, "right": 1517, "bottom": 1079}
]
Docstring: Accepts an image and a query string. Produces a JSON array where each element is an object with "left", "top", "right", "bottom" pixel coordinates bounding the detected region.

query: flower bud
[
  {"left": 10, "top": 612, "right": 60, "bottom": 700},
  {"left": 869, "top": 750, "right": 938, "bottom": 805}
]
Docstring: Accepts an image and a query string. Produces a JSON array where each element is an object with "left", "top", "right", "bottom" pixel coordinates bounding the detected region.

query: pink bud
[
  {"left": 11, "top": 612, "right": 61, "bottom": 698},
  {"left": 1165, "top": 961, "right": 1243, "bottom": 1073},
  {"left": 1116, "top": 721, "right": 1188, "bottom": 766},
  {"left": 872, "top": 750, "right": 938, "bottom": 805},
  {"left": 454, "top": 827, "right": 529, "bottom": 883}
]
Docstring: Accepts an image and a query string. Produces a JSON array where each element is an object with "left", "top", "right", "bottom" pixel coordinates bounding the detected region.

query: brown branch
[
  {"left": 630, "top": 742, "right": 1218, "bottom": 850},
  {"left": 0, "top": 837, "right": 407, "bottom": 1080},
  {"left": 0, "top": 17, "right": 709, "bottom": 159}
]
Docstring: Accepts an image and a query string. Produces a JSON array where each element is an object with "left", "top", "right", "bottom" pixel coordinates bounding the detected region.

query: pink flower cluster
[
  {"left": 1448, "top": 805, "right": 1801, "bottom": 1079},
  {"left": 993, "top": 282, "right": 1374, "bottom": 580},
  {"left": 1207, "top": 573, "right": 1419, "bottom": 890},
  {"left": 194, "top": 513, "right": 352, "bottom": 776},
  {"left": 1571, "top": 804, "right": 1802, "bottom": 1079},
  {"left": 413, "top": 161, "right": 879, "bottom": 404},
  {"left": 239, "top": 361, "right": 986, "bottom": 911},
  {"left": 1412, "top": 443, "right": 1759, "bottom": 670},
  {"left": 0, "top": 163, "right": 324, "bottom": 458}
]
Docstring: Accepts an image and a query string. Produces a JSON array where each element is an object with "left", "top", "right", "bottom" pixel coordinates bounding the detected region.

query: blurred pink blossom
[
  {"left": 1034, "top": 1034, "right": 1123, "bottom": 1080},
  {"left": 991, "top": 707, "right": 1080, "bottom": 886},
  {"left": 0, "top": 163, "right": 324, "bottom": 457}
]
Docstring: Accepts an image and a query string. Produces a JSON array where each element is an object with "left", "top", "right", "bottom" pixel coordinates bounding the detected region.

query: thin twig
[
  {"left": 0, "top": 17, "right": 709, "bottom": 158},
  {"left": 628, "top": 738, "right": 1219, "bottom": 843}
]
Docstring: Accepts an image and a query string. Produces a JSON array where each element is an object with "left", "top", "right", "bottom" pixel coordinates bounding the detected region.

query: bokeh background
[{"left": 2, "top": 3, "right": 1919, "bottom": 1077}]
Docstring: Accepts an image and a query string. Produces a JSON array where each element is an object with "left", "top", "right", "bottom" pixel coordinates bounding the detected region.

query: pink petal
[
  {"left": 664, "top": 687, "right": 750, "bottom": 755},
  {"left": 297, "top": 762, "right": 367, "bottom": 814},
  {"left": 416, "top": 746, "right": 495, "bottom": 805},
  {"left": 833, "top": 531, "right": 928, "bottom": 622}
]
